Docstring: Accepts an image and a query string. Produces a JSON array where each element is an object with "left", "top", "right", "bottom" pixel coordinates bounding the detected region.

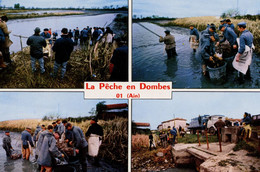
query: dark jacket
[
  {"left": 71, "top": 126, "right": 88, "bottom": 149},
  {"left": 242, "top": 116, "right": 251, "bottom": 125},
  {"left": 37, "top": 131, "right": 62, "bottom": 167},
  {"left": 36, "top": 130, "right": 48, "bottom": 156},
  {"left": 53, "top": 125, "right": 58, "bottom": 132},
  {"left": 190, "top": 28, "right": 199, "bottom": 40},
  {"left": 27, "top": 34, "right": 47, "bottom": 59},
  {"left": 21, "top": 130, "right": 34, "bottom": 147},
  {"left": 200, "top": 33, "right": 214, "bottom": 60},
  {"left": 0, "top": 27, "right": 5, "bottom": 44},
  {"left": 219, "top": 27, "right": 237, "bottom": 46},
  {"left": 238, "top": 30, "right": 254, "bottom": 54},
  {"left": 33, "top": 125, "right": 41, "bottom": 142},
  {"left": 2, "top": 135, "right": 12, "bottom": 150},
  {"left": 40, "top": 32, "right": 51, "bottom": 39},
  {"left": 110, "top": 45, "right": 128, "bottom": 81},
  {"left": 52, "top": 35, "right": 74, "bottom": 64},
  {"left": 85, "top": 123, "right": 103, "bottom": 137}
]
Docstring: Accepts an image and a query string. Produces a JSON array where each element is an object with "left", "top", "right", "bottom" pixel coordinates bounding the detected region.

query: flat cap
[
  {"left": 164, "top": 30, "right": 170, "bottom": 34},
  {"left": 220, "top": 19, "right": 226, "bottom": 22},
  {"left": 5, "top": 130, "right": 10, "bottom": 133},
  {"left": 226, "top": 19, "right": 231, "bottom": 22},
  {"left": 237, "top": 22, "right": 246, "bottom": 27},
  {"left": 34, "top": 27, "right": 41, "bottom": 33},
  {"left": 218, "top": 24, "right": 226, "bottom": 30}
]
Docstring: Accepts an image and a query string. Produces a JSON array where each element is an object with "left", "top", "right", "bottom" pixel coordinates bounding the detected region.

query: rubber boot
[
  {"left": 0, "top": 56, "right": 7, "bottom": 68},
  {"left": 202, "top": 65, "right": 207, "bottom": 76}
]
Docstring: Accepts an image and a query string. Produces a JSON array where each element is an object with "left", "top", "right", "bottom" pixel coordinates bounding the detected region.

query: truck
[{"left": 188, "top": 114, "right": 225, "bottom": 135}]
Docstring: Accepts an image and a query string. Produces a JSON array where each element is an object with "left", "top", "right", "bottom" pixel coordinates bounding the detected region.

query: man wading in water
[{"left": 159, "top": 30, "right": 177, "bottom": 59}]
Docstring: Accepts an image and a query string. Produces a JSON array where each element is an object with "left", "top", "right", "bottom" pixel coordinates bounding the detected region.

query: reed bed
[
  {"left": 0, "top": 41, "right": 117, "bottom": 88},
  {"left": 0, "top": 117, "right": 128, "bottom": 166},
  {"left": 162, "top": 16, "right": 260, "bottom": 53},
  {"left": 132, "top": 134, "right": 149, "bottom": 150}
]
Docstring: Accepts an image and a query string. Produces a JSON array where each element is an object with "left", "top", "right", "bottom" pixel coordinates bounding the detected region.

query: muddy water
[
  {"left": 0, "top": 131, "right": 38, "bottom": 172},
  {"left": 132, "top": 22, "right": 260, "bottom": 88},
  {"left": 7, "top": 13, "right": 117, "bottom": 53},
  {"left": 0, "top": 131, "right": 125, "bottom": 172}
]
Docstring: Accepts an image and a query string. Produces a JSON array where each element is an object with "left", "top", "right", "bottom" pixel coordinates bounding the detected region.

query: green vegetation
[
  {"left": 233, "top": 140, "right": 260, "bottom": 158},
  {"left": 178, "top": 134, "right": 218, "bottom": 143}
]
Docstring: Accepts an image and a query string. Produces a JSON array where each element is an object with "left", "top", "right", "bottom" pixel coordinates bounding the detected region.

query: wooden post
[
  {"left": 218, "top": 128, "right": 222, "bottom": 152},
  {"left": 19, "top": 36, "right": 23, "bottom": 51},
  {"left": 197, "top": 130, "right": 201, "bottom": 146},
  {"left": 205, "top": 129, "right": 209, "bottom": 150}
]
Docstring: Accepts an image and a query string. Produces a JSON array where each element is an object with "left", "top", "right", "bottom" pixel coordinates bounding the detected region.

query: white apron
[{"left": 88, "top": 134, "right": 102, "bottom": 157}]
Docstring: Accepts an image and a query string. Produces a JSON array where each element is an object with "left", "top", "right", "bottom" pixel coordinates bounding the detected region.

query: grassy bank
[
  {"left": 0, "top": 42, "right": 115, "bottom": 88},
  {"left": 0, "top": 117, "right": 128, "bottom": 166},
  {"left": 159, "top": 16, "right": 260, "bottom": 54}
]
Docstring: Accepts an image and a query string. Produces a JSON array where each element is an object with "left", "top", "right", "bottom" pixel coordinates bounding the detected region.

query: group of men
[
  {"left": 0, "top": 16, "right": 12, "bottom": 69},
  {"left": 158, "top": 126, "right": 178, "bottom": 148},
  {"left": 159, "top": 18, "right": 254, "bottom": 83},
  {"left": 2, "top": 118, "right": 103, "bottom": 172}
]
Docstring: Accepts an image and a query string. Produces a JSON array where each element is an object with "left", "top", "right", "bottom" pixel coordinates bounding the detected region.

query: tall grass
[
  {"left": 162, "top": 16, "right": 260, "bottom": 53},
  {"left": 132, "top": 134, "right": 149, "bottom": 150},
  {"left": 0, "top": 117, "right": 128, "bottom": 166}
]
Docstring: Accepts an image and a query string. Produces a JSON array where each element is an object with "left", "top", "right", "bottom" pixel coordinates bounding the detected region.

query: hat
[
  {"left": 164, "top": 30, "right": 170, "bottom": 34},
  {"left": 44, "top": 28, "right": 49, "bottom": 31},
  {"left": 220, "top": 19, "right": 226, "bottom": 22},
  {"left": 210, "top": 25, "right": 216, "bottom": 31},
  {"left": 218, "top": 24, "right": 225, "bottom": 30},
  {"left": 91, "top": 117, "right": 98, "bottom": 122},
  {"left": 218, "top": 117, "right": 223, "bottom": 119},
  {"left": 65, "top": 123, "right": 72, "bottom": 129},
  {"left": 34, "top": 27, "right": 41, "bottom": 33},
  {"left": 5, "top": 130, "right": 10, "bottom": 133},
  {"left": 226, "top": 19, "right": 231, "bottom": 22},
  {"left": 237, "top": 22, "right": 246, "bottom": 27},
  {"left": 26, "top": 127, "right": 32, "bottom": 130}
]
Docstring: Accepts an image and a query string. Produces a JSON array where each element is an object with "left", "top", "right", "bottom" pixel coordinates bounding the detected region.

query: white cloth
[
  {"left": 233, "top": 45, "right": 253, "bottom": 74},
  {"left": 88, "top": 134, "right": 102, "bottom": 157},
  {"left": 106, "top": 33, "right": 113, "bottom": 43},
  {"left": 189, "top": 35, "right": 199, "bottom": 49}
]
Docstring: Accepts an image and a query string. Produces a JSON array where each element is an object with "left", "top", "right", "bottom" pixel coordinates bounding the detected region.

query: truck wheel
[{"left": 209, "top": 127, "right": 215, "bottom": 135}]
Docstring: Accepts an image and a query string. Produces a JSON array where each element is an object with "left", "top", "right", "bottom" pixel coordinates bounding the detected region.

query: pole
[
  {"left": 218, "top": 128, "right": 222, "bottom": 152},
  {"left": 205, "top": 129, "right": 209, "bottom": 150},
  {"left": 197, "top": 130, "right": 201, "bottom": 146},
  {"left": 19, "top": 36, "right": 23, "bottom": 51},
  {"left": 137, "top": 23, "right": 161, "bottom": 37}
]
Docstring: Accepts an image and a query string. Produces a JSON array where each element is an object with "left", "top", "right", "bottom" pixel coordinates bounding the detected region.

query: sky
[
  {"left": 132, "top": 92, "right": 260, "bottom": 129},
  {"left": 0, "top": 92, "right": 128, "bottom": 121},
  {"left": 133, "top": 0, "right": 260, "bottom": 18},
  {"left": 1, "top": 0, "right": 127, "bottom": 8}
]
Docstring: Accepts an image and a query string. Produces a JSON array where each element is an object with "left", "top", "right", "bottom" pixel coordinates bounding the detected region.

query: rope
[{"left": 137, "top": 23, "right": 161, "bottom": 37}]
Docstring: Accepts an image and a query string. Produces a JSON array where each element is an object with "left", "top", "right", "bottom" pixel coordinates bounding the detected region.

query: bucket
[{"left": 207, "top": 61, "right": 227, "bottom": 82}]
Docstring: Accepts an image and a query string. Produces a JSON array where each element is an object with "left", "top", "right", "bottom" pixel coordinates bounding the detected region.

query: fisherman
[
  {"left": 54, "top": 131, "right": 74, "bottom": 156},
  {"left": 51, "top": 28, "right": 74, "bottom": 79},
  {"left": 170, "top": 127, "right": 177, "bottom": 146},
  {"left": 40, "top": 28, "right": 51, "bottom": 40},
  {"left": 68, "top": 29, "right": 73, "bottom": 39},
  {"left": 226, "top": 19, "right": 235, "bottom": 30},
  {"left": 35, "top": 125, "right": 48, "bottom": 161},
  {"left": 0, "top": 16, "right": 12, "bottom": 65},
  {"left": 66, "top": 123, "right": 88, "bottom": 172},
  {"left": 225, "top": 117, "right": 232, "bottom": 127},
  {"left": 2, "top": 130, "right": 13, "bottom": 157},
  {"left": 159, "top": 30, "right": 177, "bottom": 58},
  {"left": 219, "top": 19, "right": 227, "bottom": 30},
  {"left": 27, "top": 27, "right": 47, "bottom": 74},
  {"left": 74, "top": 27, "right": 80, "bottom": 45},
  {"left": 92, "top": 27, "right": 99, "bottom": 45},
  {"left": 85, "top": 118, "right": 103, "bottom": 166},
  {"left": 234, "top": 22, "right": 254, "bottom": 83},
  {"left": 97, "top": 27, "right": 104, "bottom": 41},
  {"left": 81, "top": 28, "right": 88, "bottom": 45},
  {"left": 33, "top": 124, "right": 41, "bottom": 145},
  {"left": 37, "top": 125, "right": 64, "bottom": 172},
  {"left": 21, "top": 127, "right": 34, "bottom": 160},
  {"left": 214, "top": 117, "right": 225, "bottom": 138},
  {"left": 200, "top": 33, "right": 216, "bottom": 75},
  {"left": 241, "top": 112, "right": 252, "bottom": 140},
  {"left": 56, "top": 119, "right": 64, "bottom": 136},
  {"left": 189, "top": 25, "right": 200, "bottom": 52},
  {"left": 0, "top": 27, "right": 6, "bottom": 69},
  {"left": 36, "top": 125, "right": 46, "bottom": 141},
  {"left": 104, "top": 27, "right": 114, "bottom": 43},
  {"left": 52, "top": 122, "right": 58, "bottom": 132},
  {"left": 216, "top": 25, "right": 238, "bottom": 56},
  {"left": 109, "top": 36, "right": 128, "bottom": 81},
  {"left": 149, "top": 133, "right": 154, "bottom": 151}
]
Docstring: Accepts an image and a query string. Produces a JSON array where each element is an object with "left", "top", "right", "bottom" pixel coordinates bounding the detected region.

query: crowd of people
[
  {"left": 2, "top": 118, "right": 104, "bottom": 172},
  {"left": 0, "top": 15, "right": 128, "bottom": 81},
  {"left": 159, "top": 18, "right": 254, "bottom": 84}
]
